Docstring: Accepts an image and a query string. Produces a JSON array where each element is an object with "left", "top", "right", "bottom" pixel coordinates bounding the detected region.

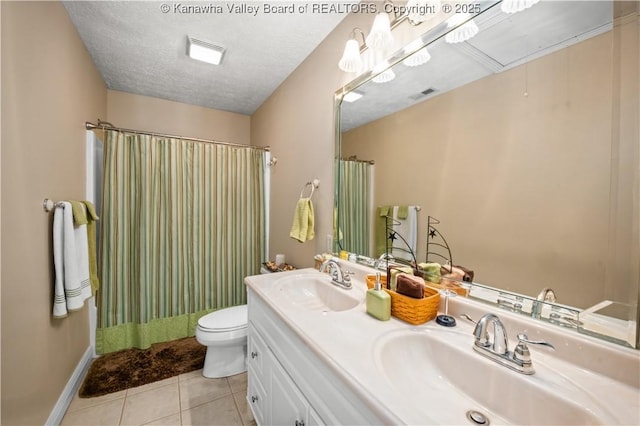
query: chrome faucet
[
  {"left": 537, "top": 287, "right": 557, "bottom": 303},
  {"left": 473, "top": 313, "right": 508, "bottom": 355},
  {"left": 469, "top": 313, "right": 555, "bottom": 375},
  {"left": 373, "top": 253, "right": 395, "bottom": 270},
  {"left": 319, "top": 258, "right": 353, "bottom": 290},
  {"left": 532, "top": 287, "right": 557, "bottom": 319}
]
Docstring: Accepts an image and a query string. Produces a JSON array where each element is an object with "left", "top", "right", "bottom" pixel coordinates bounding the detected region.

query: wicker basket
[{"left": 366, "top": 274, "right": 440, "bottom": 325}]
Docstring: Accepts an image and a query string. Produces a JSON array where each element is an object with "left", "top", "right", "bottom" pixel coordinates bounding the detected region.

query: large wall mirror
[{"left": 334, "top": 0, "right": 639, "bottom": 348}]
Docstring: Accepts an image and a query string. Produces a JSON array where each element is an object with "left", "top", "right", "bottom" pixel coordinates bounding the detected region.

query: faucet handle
[
  {"left": 513, "top": 333, "right": 555, "bottom": 367},
  {"left": 460, "top": 313, "right": 476, "bottom": 324},
  {"left": 343, "top": 270, "right": 355, "bottom": 283},
  {"left": 516, "top": 333, "right": 555, "bottom": 350}
]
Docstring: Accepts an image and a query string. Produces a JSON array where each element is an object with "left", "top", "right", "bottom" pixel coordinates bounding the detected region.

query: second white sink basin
[
  {"left": 275, "top": 273, "right": 361, "bottom": 312},
  {"left": 374, "top": 327, "right": 618, "bottom": 425}
]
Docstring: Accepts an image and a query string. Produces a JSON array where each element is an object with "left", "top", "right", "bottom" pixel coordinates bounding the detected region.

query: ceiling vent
[{"left": 409, "top": 88, "right": 437, "bottom": 101}]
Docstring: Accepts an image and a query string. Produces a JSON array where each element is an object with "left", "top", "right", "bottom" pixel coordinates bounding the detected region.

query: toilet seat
[{"left": 198, "top": 305, "right": 247, "bottom": 332}]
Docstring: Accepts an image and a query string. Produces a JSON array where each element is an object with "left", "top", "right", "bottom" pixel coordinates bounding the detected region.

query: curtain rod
[
  {"left": 85, "top": 121, "right": 270, "bottom": 152},
  {"left": 345, "top": 156, "right": 375, "bottom": 165}
]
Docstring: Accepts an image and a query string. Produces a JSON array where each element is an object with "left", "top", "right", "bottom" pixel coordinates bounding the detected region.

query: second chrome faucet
[
  {"left": 319, "top": 258, "right": 353, "bottom": 290},
  {"left": 469, "top": 313, "right": 555, "bottom": 375}
]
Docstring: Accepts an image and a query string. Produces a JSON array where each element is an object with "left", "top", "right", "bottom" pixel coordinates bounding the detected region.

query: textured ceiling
[{"left": 64, "top": 1, "right": 353, "bottom": 116}]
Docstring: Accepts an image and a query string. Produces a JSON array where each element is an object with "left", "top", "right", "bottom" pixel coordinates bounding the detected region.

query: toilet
[{"left": 195, "top": 304, "right": 248, "bottom": 378}]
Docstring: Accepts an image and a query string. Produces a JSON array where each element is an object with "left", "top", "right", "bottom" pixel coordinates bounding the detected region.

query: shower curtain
[
  {"left": 336, "top": 159, "right": 373, "bottom": 256},
  {"left": 96, "top": 130, "right": 267, "bottom": 354}
]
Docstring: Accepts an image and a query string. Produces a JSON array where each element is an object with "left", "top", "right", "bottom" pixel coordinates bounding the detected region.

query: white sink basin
[
  {"left": 275, "top": 273, "right": 361, "bottom": 312},
  {"left": 374, "top": 327, "right": 618, "bottom": 425}
]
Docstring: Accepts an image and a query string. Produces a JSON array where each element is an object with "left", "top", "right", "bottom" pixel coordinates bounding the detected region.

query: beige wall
[
  {"left": 251, "top": 12, "right": 373, "bottom": 268},
  {"left": 107, "top": 90, "right": 251, "bottom": 145},
  {"left": 1, "top": 2, "right": 107, "bottom": 425},
  {"left": 342, "top": 21, "right": 639, "bottom": 310}
]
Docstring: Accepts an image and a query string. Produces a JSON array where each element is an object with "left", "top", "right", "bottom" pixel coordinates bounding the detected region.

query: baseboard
[{"left": 45, "top": 346, "right": 94, "bottom": 426}]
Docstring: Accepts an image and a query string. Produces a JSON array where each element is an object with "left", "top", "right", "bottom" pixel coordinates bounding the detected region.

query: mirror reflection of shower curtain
[{"left": 337, "top": 159, "right": 373, "bottom": 256}]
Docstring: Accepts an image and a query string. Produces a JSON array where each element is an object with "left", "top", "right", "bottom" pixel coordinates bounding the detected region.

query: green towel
[
  {"left": 81, "top": 201, "right": 100, "bottom": 294},
  {"left": 418, "top": 262, "right": 441, "bottom": 283},
  {"left": 70, "top": 201, "right": 88, "bottom": 226},
  {"left": 290, "top": 198, "right": 315, "bottom": 243},
  {"left": 397, "top": 205, "right": 409, "bottom": 220},
  {"left": 375, "top": 206, "right": 392, "bottom": 257},
  {"left": 333, "top": 207, "right": 343, "bottom": 246}
]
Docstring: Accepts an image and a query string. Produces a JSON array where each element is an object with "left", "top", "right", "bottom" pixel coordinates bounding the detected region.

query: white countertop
[{"left": 246, "top": 266, "right": 640, "bottom": 425}]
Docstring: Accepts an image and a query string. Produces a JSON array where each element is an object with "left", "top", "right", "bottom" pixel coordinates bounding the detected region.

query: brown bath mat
[{"left": 79, "top": 336, "right": 206, "bottom": 398}]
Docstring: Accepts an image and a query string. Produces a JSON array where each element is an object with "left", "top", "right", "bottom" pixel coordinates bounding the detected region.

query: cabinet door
[
  {"left": 307, "top": 406, "right": 324, "bottom": 426},
  {"left": 247, "top": 364, "right": 267, "bottom": 426},
  {"left": 270, "top": 356, "right": 319, "bottom": 426}
]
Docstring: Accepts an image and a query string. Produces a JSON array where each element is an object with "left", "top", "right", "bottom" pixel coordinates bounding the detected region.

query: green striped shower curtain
[
  {"left": 336, "top": 159, "right": 373, "bottom": 256},
  {"left": 96, "top": 130, "right": 266, "bottom": 354}
]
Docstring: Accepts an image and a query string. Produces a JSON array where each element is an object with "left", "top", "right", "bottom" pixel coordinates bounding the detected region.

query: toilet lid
[{"left": 198, "top": 305, "right": 247, "bottom": 331}]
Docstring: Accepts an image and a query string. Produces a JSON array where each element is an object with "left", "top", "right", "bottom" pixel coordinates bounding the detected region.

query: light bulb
[
  {"left": 366, "top": 13, "right": 393, "bottom": 50},
  {"left": 338, "top": 39, "right": 363, "bottom": 73}
]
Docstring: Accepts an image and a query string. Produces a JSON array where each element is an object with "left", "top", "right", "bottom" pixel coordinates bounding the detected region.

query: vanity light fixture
[
  {"left": 501, "top": 0, "right": 540, "bottom": 14},
  {"left": 366, "top": 11, "right": 394, "bottom": 50},
  {"left": 187, "top": 36, "right": 225, "bottom": 65},
  {"left": 338, "top": 29, "right": 366, "bottom": 73},
  {"left": 405, "top": 0, "right": 441, "bottom": 25},
  {"left": 444, "top": 13, "right": 479, "bottom": 44}
]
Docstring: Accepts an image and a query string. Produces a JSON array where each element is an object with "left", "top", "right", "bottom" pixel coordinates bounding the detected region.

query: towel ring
[{"left": 299, "top": 179, "right": 320, "bottom": 198}]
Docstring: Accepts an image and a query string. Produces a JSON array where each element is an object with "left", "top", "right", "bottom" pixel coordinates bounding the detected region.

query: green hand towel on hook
[{"left": 290, "top": 198, "right": 315, "bottom": 243}]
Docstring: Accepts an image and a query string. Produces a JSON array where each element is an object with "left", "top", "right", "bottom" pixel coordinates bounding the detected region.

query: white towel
[
  {"left": 391, "top": 206, "right": 418, "bottom": 261},
  {"left": 53, "top": 202, "right": 92, "bottom": 318}
]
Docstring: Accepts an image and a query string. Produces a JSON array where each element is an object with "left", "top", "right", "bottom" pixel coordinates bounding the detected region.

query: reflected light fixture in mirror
[
  {"left": 501, "top": 0, "right": 540, "bottom": 14},
  {"left": 403, "top": 39, "right": 432, "bottom": 67},
  {"left": 372, "top": 62, "right": 396, "bottom": 83},
  {"left": 444, "top": 13, "right": 479, "bottom": 44},
  {"left": 338, "top": 28, "right": 366, "bottom": 73}
]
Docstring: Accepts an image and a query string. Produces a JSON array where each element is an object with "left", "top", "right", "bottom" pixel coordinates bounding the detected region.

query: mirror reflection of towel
[{"left": 290, "top": 198, "right": 315, "bottom": 243}]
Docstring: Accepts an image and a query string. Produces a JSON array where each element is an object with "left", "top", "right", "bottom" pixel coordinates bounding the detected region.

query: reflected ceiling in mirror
[{"left": 340, "top": 1, "right": 612, "bottom": 132}]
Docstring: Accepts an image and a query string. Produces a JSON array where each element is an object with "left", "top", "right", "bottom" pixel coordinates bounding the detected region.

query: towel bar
[{"left": 43, "top": 198, "right": 65, "bottom": 212}]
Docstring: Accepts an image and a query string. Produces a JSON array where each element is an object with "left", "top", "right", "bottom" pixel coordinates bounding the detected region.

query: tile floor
[{"left": 62, "top": 369, "right": 256, "bottom": 426}]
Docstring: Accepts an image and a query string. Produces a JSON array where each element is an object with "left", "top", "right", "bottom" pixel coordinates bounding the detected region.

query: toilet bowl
[{"left": 195, "top": 304, "right": 248, "bottom": 378}]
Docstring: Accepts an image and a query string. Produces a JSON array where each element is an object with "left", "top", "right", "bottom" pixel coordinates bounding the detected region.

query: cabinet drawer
[
  {"left": 248, "top": 321, "right": 268, "bottom": 382},
  {"left": 247, "top": 364, "right": 267, "bottom": 426}
]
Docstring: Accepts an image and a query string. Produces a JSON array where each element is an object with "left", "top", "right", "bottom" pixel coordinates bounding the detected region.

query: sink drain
[{"left": 466, "top": 410, "right": 490, "bottom": 425}]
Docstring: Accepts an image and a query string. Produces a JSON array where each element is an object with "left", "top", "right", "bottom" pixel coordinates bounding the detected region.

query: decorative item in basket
[
  {"left": 366, "top": 274, "right": 440, "bottom": 325},
  {"left": 263, "top": 261, "right": 296, "bottom": 272}
]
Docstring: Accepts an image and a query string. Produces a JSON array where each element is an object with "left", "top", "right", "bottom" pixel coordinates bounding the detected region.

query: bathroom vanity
[{"left": 245, "top": 264, "right": 640, "bottom": 425}]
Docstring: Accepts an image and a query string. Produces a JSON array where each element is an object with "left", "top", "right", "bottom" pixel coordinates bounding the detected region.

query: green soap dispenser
[{"left": 366, "top": 272, "right": 391, "bottom": 321}]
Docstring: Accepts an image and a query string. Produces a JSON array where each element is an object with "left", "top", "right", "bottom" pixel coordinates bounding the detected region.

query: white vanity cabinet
[
  {"left": 246, "top": 287, "right": 384, "bottom": 426},
  {"left": 247, "top": 308, "right": 324, "bottom": 426},
  {"left": 247, "top": 321, "right": 321, "bottom": 426}
]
